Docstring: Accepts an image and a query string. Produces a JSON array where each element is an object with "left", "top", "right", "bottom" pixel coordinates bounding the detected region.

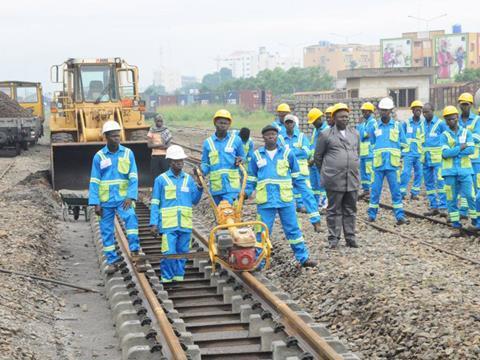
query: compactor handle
[
  {"left": 236, "top": 164, "right": 248, "bottom": 216},
  {"left": 194, "top": 168, "right": 220, "bottom": 222}
]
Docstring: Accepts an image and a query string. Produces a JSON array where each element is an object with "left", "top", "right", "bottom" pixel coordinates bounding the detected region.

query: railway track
[
  {"left": 97, "top": 201, "right": 357, "bottom": 359},
  {"left": 174, "top": 138, "right": 480, "bottom": 267},
  {"left": 0, "top": 159, "right": 15, "bottom": 181}
]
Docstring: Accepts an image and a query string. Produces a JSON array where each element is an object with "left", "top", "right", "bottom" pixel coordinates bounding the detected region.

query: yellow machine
[
  {"left": 49, "top": 58, "right": 151, "bottom": 190},
  {"left": 0, "top": 80, "right": 45, "bottom": 144},
  {"left": 195, "top": 165, "right": 272, "bottom": 272}
]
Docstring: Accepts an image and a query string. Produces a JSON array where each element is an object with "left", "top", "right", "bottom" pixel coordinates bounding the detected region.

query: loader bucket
[{"left": 51, "top": 141, "right": 151, "bottom": 191}]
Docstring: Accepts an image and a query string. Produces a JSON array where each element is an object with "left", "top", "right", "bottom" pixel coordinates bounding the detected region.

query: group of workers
[{"left": 88, "top": 91, "right": 479, "bottom": 278}]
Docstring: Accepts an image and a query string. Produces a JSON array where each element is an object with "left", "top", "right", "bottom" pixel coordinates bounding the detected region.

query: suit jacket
[{"left": 314, "top": 125, "right": 360, "bottom": 192}]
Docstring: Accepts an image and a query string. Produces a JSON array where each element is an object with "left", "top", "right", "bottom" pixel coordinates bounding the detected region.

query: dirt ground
[
  {"left": 173, "top": 126, "right": 480, "bottom": 359},
  {"left": 0, "top": 144, "right": 120, "bottom": 360}
]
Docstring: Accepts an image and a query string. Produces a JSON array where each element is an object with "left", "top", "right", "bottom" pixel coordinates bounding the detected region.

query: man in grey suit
[{"left": 314, "top": 103, "right": 361, "bottom": 248}]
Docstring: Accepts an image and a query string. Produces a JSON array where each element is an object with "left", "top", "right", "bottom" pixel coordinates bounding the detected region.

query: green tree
[
  {"left": 143, "top": 84, "right": 166, "bottom": 98},
  {"left": 454, "top": 68, "right": 480, "bottom": 82},
  {"left": 201, "top": 67, "right": 233, "bottom": 90}
]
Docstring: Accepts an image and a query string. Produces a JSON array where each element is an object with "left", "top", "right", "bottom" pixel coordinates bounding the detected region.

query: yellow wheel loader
[{"left": 49, "top": 58, "right": 151, "bottom": 190}]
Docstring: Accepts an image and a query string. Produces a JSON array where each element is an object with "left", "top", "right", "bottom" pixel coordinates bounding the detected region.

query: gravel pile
[
  {"left": 0, "top": 92, "right": 32, "bottom": 118},
  {"left": 0, "top": 171, "right": 73, "bottom": 359},
  {"left": 172, "top": 127, "right": 480, "bottom": 359}
]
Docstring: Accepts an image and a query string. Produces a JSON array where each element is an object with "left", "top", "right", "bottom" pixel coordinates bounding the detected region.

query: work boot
[
  {"left": 438, "top": 209, "right": 448, "bottom": 218},
  {"left": 105, "top": 261, "right": 120, "bottom": 275},
  {"left": 130, "top": 250, "right": 140, "bottom": 257},
  {"left": 362, "top": 192, "right": 370, "bottom": 201},
  {"left": 449, "top": 229, "right": 464, "bottom": 238},
  {"left": 297, "top": 207, "right": 307, "bottom": 214},
  {"left": 368, "top": 217, "right": 375, "bottom": 222},
  {"left": 410, "top": 194, "right": 420, "bottom": 200},
  {"left": 313, "top": 221, "right": 321, "bottom": 233},
  {"left": 346, "top": 240, "right": 358, "bottom": 248},
  {"left": 460, "top": 214, "right": 469, "bottom": 220},
  {"left": 328, "top": 242, "right": 338, "bottom": 250},
  {"left": 301, "top": 259, "right": 318, "bottom": 268},
  {"left": 396, "top": 218, "right": 409, "bottom": 226},
  {"left": 423, "top": 209, "right": 439, "bottom": 217}
]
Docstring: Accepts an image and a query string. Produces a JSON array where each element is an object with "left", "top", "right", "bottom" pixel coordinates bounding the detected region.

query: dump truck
[
  {"left": 49, "top": 58, "right": 151, "bottom": 191},
  {"left": 0, "top": 81, "right": 44, "bottom": 145}
]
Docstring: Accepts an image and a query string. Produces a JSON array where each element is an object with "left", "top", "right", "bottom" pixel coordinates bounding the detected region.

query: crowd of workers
[{"left": 87, "top": 91, "right": 480, "bottom": 279}]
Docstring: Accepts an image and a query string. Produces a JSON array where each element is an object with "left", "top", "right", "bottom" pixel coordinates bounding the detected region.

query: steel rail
[
  {"left": 191, "top": 228, "right": 343, "bottom": 360},
  {"left": 114, "top": 219, "right": 187, "bottom": 360}
]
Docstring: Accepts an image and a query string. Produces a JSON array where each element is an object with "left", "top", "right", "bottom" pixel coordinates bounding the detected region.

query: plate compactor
[{"left": 195, "top": 164, "right": 272, "bottom": 272}]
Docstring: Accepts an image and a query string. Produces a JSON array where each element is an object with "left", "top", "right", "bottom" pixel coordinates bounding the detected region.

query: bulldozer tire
[
  {"left": 51, "top": 132, "right": 74, "bottom": 143},
  {"left": 128, "top": 129, "right": 149, "bottom": 141},
  {"left": 15, "top": 142, "right": 21, "bottom": 156}
]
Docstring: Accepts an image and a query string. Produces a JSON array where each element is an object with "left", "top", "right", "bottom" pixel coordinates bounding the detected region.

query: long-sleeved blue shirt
[
  {"left": 440, "top": 126, "right": 474, "bottom": 176},
  {"left": 459, "top": 111, "right": 480, "bottom": 163},
  {"left": 423, "top": 116, "right": 447, "bottom": 166},
  {"left": 246, "top": 146, "right": 312, "bottom": 209},
  {"left": 309, "top": 121, "right": 329, "bottom": 161},
  {"left": 367, "top": 118, "right": 407, "bottom": 171},
  {"left": 149, "top": 170, "right": 203, "bottom": 232},
  {"left": 402, "top": 116, "right": 425, "bottom": 158},
  {"left": 201, "top": 132, "right": 245, "bottom": 195},
  {"left": 279, "top": 129, "right": 311, "bottom": 177},
  {"left": 88, "top": 145, "right": 138, "bottom": 207},
  {"left": 356, "top": 115, "right": 376, "bottom": 159}
]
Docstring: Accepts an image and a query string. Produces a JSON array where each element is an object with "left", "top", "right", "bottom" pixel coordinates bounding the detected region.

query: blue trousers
[
  {"left": 213, "top": 192, "right": 238, "bottom": 206},
  {"left": 256, "top": 203, "right": 309, "bottom": 264},
  {"left": 360, "top": 157, "right": 373, "bottom": 192},
  {"left": 368, "top": 169, "right": 405, "bottom": 221},
  {"left": 99, "top": 205, "right": 140, "bottom": 264},
  {"left": 400, "top": 156, "right": 422, "bottom": 196},
  {"left": 294, "top": 177, "right": 321, "bottom": 224},
  {"left": 309, "top": 165, "right": 326, "bottom": 205},
  {"left": 459, "top": 164, "right": 480, "bottom": 217},
  {"left": 161, "top": 231, "right": 191, "bottom": 282},
  {"left": 423, "top": 164, "right": 446, "bottom": 209},
  {"left": 444, "top": 175, "right": 477, "bottom": 228}
]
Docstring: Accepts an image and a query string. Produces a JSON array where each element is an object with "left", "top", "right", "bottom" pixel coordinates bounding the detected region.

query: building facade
[{"left": 303, "top": 41, "right": 380, "bottom": 76}]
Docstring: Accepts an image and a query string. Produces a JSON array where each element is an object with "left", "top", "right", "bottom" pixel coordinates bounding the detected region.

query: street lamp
[{"left": 407, "top": 13, "right": 447, "bottom": 31}]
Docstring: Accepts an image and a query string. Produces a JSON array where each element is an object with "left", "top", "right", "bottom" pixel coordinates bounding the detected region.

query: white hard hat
[
  {"left": 284, "top": 114, "right": 299, "bottom": 125},
  {"left": 102, "top": 120, "right": 122, "bottom": 134},
  {"left": 166, "top": 145, "right": 187, "bottom": 160},
  {"left": 378, "top": 97, "right": 395, "bottom": 110}
]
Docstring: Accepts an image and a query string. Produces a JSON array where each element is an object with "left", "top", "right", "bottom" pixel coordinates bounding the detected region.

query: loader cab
[{"left": 0, "top": 81, "right": 44, "bottom": 120}]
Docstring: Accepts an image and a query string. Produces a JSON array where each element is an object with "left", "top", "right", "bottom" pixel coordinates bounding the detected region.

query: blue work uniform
[
  {"left": 242, "top": 138, "right": 255, "bottom": 171},
  {"left": 400, "top": 117, "right": 425, "bottom": 197},
  {"left": 246, "top": 146, "right": 311, "bottom": 265},
  {"left": 367, "top": 118, "right": 407, "bottom": 221},
  {"left": 309, "top": 121, "right": 330, "bottom": 205},
  {"left": 279, "top": 130, "right": 321, "bottom": 224},
  {"left": 201, "top": 133, "right": 245, "bottom": 205},
  {"left": 88, "top": 145, "right": 140, "bottom": 264},
  {"left": 357, "top": 115, "right": 376, "bottom": 192},
  {"left": 423, "top": 116, "right": 447, "bottom": 210},
  {"left": 150, "top": 170, "right": 203, "bottom": 282},
  {"left": 458, "top": 111, "right": 480, "bottom": 220},
  {"left": 440, "top": 126, "right": 477, "bottom": 228}
]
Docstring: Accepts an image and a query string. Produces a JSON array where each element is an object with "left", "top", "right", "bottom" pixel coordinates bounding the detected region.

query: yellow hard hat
[
  {"left": 410, "top": 100, "right": 424, "bottom": 109},
  {"left": 307, "top": 108, "right": 323, "bottom": 124},
  {"left": 458, "top": 92, "right": 474, "bottom": 104},
  {"left": 331, "top": 103, "right": 350, "bottom": 116},
  {"left": 213, "top": 109, "right": 232, "bottom": 124},
  {"left": 277, "top": 103, "right": 291, "bottom": 112},
  {"left": 360, "top": 102, "right": 375, "bottom": 112},
  {"left": 443, "top": 105, "right": 459, "bottom": 118},
  {"left": 325, "top": 106, "right": 334, "bottom": 115}
]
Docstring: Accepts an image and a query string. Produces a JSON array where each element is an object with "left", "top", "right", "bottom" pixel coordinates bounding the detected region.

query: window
[
  {"left": 388, "top": 88, "right": 417, "bottom": 108},
  {"left": 423, "top": 57, "right": 432, "bottom": 67},
  {"left": 118, "top": 69, "right": 135, "bottom": 99},
  {"left": 0, "top": 87, "right": 11, "bottom": 97},
  {"left": 16, "top": 86, "right": 38, "bottom": 102},
  {"left": 78, "top": 65, "right": 117, "bottom": 102}
]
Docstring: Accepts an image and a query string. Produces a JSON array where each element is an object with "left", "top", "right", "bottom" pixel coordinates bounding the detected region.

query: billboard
[
  {"left": 381, "top": 38, "right": 412, "bottom": 68},
  {"left": 434, "top": 34, "right": 467, "bottom": 81}
]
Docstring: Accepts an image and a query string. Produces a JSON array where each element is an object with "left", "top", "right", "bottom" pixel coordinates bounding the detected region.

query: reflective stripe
[
  {"left": 151, "top": 199, "right": 160, "bottom": 205},
  {"left": 308, "top": 212, "right": 320, "bottom": 219},
  {"left": 100, "top": 179, "right": 129, "bottom": 185},
  {"left": 288, "top": 237, "right": 304, "bottom": 245},
  {"left": 172, "top": 276, "right": 184, "bottom": 281},
  {"left": 392, "top": 203, "right": 403, "bottom": 209},
  {"left": 182, "top": 174, "right": 189, "bottom": 189},
  {"left": 247, "top": 176, "right": 257, "bottom": 182},
  {"left": 210, "top": 168, "right": 240, "bottom": 177},
  {"left": 257, "top": 179, "right": 292, "bottom": 186},
  {"left": 126, "top": 229, "right": 138, "bottom": 235},
  {"left": 90, "top": 177, "right": 101, "bottom": 184},
  {"left": 97, "top": 150, "right": 107, "bottom": 161},
  {"left": 129, "top": 172, "right": 138, "bottom": 179},
  {"left": 161, "top": 173, "right": 174, "bottom": 186},
  {"left": 369, "top": 204, "right": 379, "bottom": 208},
  {"left": 291, "top": 172, "right": 300, "bottom": 178},
  {"left": 103, "top": 245, "right": 116, "bottom": 252},
  {"left": 161, "top": 278, "right": 173, "bottom": 283}
]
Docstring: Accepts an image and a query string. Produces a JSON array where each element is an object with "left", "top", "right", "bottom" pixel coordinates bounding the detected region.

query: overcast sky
[{"left": 1, "top": 0, "right": 478, "bottom": 93}]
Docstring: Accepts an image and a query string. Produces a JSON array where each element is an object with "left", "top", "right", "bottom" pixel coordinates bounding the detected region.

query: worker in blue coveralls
[
  {"left": 400, "top": 100, "right": 425, "bottom": 200},
  {"left": 307, "top": 108, "right": 329, "bottom": 208},
  {"left": 201, "top": 109, "right": 245, "bottom": 205},
  {"left": 422, "top": 103, "right": 448, "bottom": 217},
  {"left": 89, "top": 120, "right": 140, "bottom": 274},
  {"left": 150, "top": 145, "right": 203, "bottom": 282},
  {"left": 246, "top": 125, "right": 317, "bottom": 268},
  {"left": 271, "top": 103, "right": 292, "bottom": 137},
  {"left": 457, "top": 92, "right": 480, "bottom": 221},
  {"left": 440, "top": 105, "right": 478, "bottom": 234},
  {"left": 238, "top": 127, "right": 255, "bottom": 171},
  {"left": 278, "top": 115, "right": 322, "bottom": 232},
  {"left": 367, "top": 97, "right": 408, "bottom": 225},
  {"left": 357, "top": 102, "right": 377, "bottom": 199}
]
